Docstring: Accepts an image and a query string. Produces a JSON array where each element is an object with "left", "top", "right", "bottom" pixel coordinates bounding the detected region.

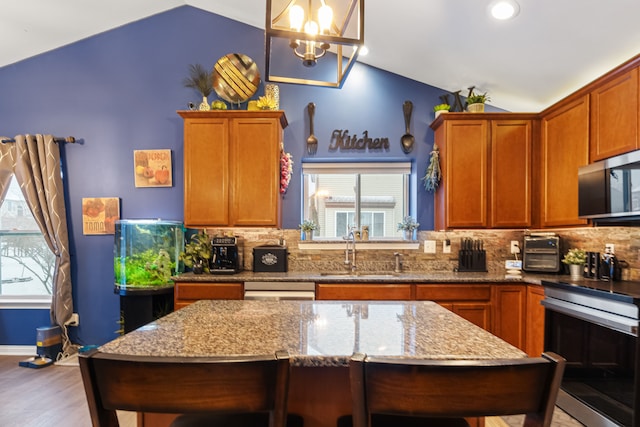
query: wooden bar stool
[
  {"left": 79, "top": 348, "right": 302, "bottom": 427},
  {"left": 340, "top": 352, "right": 565, "bottom": 427}
]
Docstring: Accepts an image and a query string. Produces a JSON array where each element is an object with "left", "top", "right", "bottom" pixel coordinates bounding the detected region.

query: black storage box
[{"left": 253, "top": 245, "right": 288, "bottom": 272}]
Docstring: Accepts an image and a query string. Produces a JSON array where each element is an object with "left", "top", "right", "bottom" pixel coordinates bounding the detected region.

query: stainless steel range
[{"left": 542, "top": 280, "right": 640, "bottom": 427}]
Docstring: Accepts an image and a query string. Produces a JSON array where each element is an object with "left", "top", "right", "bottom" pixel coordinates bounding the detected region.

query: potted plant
[
  {"left": 466, "top": 92, "right": 490, "bottom": 113},
  {"left": 183, "top": 64, "right": 213, "bottom": 111},
  {"left": 562, "top": 248, "right": 587, "bottom": 281},
  {"left": 433, "top": 103, "right": 451, "bottom": 119},
  {"left": 397, "top": 216, "right": 419, "bottom": 240},
  {"left": 299, "top": 220, "right": 319, "bottom": 241},
  {"left": 179, "top": 230, "right": 212, "bottom": 274}
]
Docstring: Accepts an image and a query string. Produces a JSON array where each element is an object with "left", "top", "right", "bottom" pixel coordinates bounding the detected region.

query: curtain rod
[{"left": 0, "top": 136, "right": 75, "bottom": 144}]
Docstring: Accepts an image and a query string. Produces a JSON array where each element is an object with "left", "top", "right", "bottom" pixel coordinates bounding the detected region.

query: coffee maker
[{"left": 210, "top": 236, "right": 241, "bottom": 273}]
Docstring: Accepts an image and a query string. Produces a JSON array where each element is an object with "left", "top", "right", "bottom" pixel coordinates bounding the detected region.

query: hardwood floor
[{"left": 0, "top": 356, "right": 135, "bottom": 427}]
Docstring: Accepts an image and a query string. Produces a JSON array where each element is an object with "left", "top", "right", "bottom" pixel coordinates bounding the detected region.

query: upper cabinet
[
  {"left": 590, "top": 66, "right": 640, "bottom": 161},
  {"left": 179, "top": 111, "right": 287, "bottom": 228},
  {"left": 431, "top": 114, "right": 534, "bottom": 229},
  {"left": 539, "top": 95, "right": 589, "bottom": 227},
  {"left": 490, "top": 120, "right": 534, "bottom": 228}
]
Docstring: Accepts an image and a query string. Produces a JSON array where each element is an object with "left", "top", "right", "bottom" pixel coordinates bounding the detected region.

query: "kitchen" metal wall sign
[{"left": 328, "top": 130, "right": 389, "bottom": 152}]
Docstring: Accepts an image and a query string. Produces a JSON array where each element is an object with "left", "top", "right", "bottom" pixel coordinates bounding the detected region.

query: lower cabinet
[
  {"left": 492, "top": 285, "right": 527, "bottom": 350},
  {"left": 525, "top": 284, "right": 545, "bottom": 357},
  {"left": 174, "top": 282, "right": 243, "bottom": 310},
  {"left": 415, "top": 284, "right": 492, "bottom": 331},
  {"left": 316, "top": 282, "right": 542, "bottom": 353},
  {"left": 316, "top": 283, "right": 413, "bottom": 300}
]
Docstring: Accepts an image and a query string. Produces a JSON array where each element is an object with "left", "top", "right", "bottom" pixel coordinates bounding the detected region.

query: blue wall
[{"left": 0, "top": 6, "right": 498, "bottom": 346}]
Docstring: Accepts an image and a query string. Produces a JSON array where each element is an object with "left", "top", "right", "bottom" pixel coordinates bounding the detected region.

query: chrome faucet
[
  {"left": 394, "top": 252, "right": 403, "bottom": 273},
  {"left": 344, "top": 227, "right": 357, "bottom": 273}
]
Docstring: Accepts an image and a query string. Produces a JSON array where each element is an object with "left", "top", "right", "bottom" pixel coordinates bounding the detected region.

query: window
[
  {"left": 0, "top": 177, "right": 54, "bottom": 298},
  {"left": 302, "top": 162, "right": 411, "bottom": 239}
]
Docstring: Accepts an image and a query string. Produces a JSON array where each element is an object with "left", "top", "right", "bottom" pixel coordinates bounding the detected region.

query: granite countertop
[
  {"left": 99, "top": 299, "right": 526, "bottom": 367},
  {"left": 173, "top": 270, "right": 562, "bottom": 285}
]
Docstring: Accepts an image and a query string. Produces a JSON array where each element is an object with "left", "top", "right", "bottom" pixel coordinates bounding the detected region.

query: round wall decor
[{"left": 212, "top": 53, "right": 260, "bottom": 103}]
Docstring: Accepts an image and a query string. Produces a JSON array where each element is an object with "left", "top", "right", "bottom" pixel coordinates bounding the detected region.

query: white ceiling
[{"left": 2, "top": 0, "right": 640, "bottom": 112}]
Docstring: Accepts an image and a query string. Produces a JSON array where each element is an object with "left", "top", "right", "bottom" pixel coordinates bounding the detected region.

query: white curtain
[{"left": 0, "top": 134, "right": 73, "bottom": 355}]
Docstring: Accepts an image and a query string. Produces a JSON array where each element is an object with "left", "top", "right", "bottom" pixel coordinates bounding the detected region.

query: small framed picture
[
  {"left": 134, "top": 149, "right": 172, "bottom": 187},
  {"left": 82, "top": 197, "right": 120, "bottom": 235}
]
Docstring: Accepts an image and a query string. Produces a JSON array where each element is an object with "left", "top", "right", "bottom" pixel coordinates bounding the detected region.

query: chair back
[
  {"left": 349, "top": 352, "right": 565, "bottom": 427},
  {"left": 79, "top": 349, "right": 291, "bottom": 427}
]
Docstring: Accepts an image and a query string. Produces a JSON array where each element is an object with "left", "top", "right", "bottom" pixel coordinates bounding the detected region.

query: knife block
[{"left": 457, "top": 238, "right": 487, "bottom": 272}]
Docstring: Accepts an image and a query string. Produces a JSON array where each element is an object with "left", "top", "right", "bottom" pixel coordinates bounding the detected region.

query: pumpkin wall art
[{"left": 134, "top": 149, "right": 172, "bottom": 188}]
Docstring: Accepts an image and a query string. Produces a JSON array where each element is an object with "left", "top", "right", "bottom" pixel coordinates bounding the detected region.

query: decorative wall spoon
[{"left": 401, "top": 100, "right": 414, "bottom": 154}]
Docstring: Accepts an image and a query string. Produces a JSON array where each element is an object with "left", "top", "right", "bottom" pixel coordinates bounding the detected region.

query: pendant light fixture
[{"left": 265, "top": 0, "right": 365, "bottom": 88}]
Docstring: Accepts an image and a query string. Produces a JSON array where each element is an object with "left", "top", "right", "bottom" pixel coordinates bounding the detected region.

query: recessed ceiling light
[
  {"left": 489, "top": 0, "right": 520, "bottom": 20},
  {"left": 359, "top": 45, "right": 369, "bottom": 56}
]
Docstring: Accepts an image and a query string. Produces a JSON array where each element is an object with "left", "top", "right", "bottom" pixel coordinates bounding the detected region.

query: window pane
[
  {"left": 0, "top": 178, "right": 54, "bottom": 296},
  {"left": 302, "top": 163, "right": 410, "bottom": 239}
]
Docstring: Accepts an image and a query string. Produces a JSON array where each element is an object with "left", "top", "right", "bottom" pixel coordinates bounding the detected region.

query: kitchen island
[{"left": 99, "top": 299, "right": 526, "bottom": 427}]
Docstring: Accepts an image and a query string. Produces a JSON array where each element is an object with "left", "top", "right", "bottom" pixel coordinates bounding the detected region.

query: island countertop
[{"left": 100, "top": 299, "right": 525, "bottom": 367}]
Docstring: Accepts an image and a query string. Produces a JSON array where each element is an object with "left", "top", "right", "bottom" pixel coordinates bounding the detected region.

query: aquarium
[{"left": 114, "top": 219, "right": 184, "bottom": 289}]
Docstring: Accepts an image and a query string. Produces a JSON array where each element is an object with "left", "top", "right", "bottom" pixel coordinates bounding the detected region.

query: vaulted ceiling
[{"left": 2, "top": 0, "right": 639, "bottom": 112}]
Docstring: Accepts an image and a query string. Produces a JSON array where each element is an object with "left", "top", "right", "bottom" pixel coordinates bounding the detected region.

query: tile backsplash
[{"left": 200, "top": 226, "right": 640, "bottom": 280}]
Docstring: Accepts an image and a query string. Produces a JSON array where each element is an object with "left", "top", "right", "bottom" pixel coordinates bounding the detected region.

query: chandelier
[{"left": 265, "top": 0, "right": 365, "bottom": 88}]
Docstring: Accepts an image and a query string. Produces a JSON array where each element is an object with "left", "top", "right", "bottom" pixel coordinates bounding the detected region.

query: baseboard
[{"left": 0, "top": 345, "right": 37, "bottom": 355}]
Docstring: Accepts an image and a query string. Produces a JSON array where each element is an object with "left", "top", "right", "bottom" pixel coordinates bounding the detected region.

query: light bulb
[
  {"left": 290, "top": 4, "right": 304, "bottom": 31},
  {"left": 304, "top": 20, "right": 319, "bottom": 36},
  {"left": 318, "top": 4, "right": 333, "bottom": 34}
]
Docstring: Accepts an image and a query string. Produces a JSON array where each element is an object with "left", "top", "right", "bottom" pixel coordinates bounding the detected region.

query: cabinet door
[
  {"left": 435, "top": 120, "right": 488, "bottom": 229},
  {"left": 590, "top": 67, "right": 639, "bottom": 161},
  {"left": 451, "top": 304, "right": 491, "bottom": 331},
  {"left": 316, "top": 283, "right": 413, "bottom": 300},
  {"left": 491, "top": 120, "right": 532, "bottom": 227},
  {"left": 416, "top": 284, "right": 492, "bottom": 331},
  {"left": 230, "top": 118, "right": 282, "bottom": 227},
  {"left": 492, "top": 285, "right": 526, "bottom": 351},
  {"left": 525, "top": 285, "right": 545, "bottom": 357},
  {"left": 174, "top": 282, "right": 243, "bottom": 310},
  {"left": 183, "top": 118, "right": 229, "bottom": 226},
  {"left": 540, "top": 95, "right": 590, "bottom": 227}
]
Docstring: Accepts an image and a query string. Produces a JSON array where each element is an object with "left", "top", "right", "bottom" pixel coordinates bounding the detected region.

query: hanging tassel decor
[{"left": 422, "top": 143, "right": 441, "bottom": 192}]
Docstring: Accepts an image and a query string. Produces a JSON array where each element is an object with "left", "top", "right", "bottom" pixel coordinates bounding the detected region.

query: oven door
[{"left": 543, "top": 288, "right": 639, "bottom": 427}]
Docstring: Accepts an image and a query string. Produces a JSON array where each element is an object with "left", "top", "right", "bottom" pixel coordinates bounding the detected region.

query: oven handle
[
  {"left": 542, "top": 297, "right": 638, "bottom": 337},
  {"left": 244, "top": 290, "right": 315, "bottom": 301}
]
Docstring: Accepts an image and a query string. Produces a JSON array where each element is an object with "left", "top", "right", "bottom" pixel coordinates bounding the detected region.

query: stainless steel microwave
[{"left": 578, "top": 149, "right": 640, "bottom": 222}]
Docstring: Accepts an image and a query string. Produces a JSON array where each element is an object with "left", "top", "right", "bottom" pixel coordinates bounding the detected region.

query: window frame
[
  {"left": 301, "top": 162, "right": 412, "bottom": 240},
  {"left": 0, "top": 176, "right": 53, "bottom": 307}
]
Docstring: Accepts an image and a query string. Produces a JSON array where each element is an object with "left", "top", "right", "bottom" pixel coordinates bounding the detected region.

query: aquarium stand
[{"left": 115, "top": 284, "right": 174, "bottom": 333}]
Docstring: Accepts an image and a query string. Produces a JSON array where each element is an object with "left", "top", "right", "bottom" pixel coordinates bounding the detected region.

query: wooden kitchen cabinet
[
  {"left": 174, "top": 282, "right": 243, "bottom": 310},
  {"left": 315, "top": 283, "right": 413, "bottom": 300},
  {"left": 179, "top": 111, "right": 287, "bottom": 228},
  {"left": 431, "top": 114, "right": 535, "bottom": 229},
  {"left": 433, "top": 118, "right": 488, "bottom": 229},
  {"left": 590, "top": 66, "right": 639, "bottom": 161},
  {"left": 525, "top": 284, "right": 545, "bottom": 357},
  {"left": 415, "top": 284, "right": 492, "bottom": 331},
  {"left": 490, "top": 120, "right": 533, "bottom": 227},
  {"left": 539, "top": 95, "right": 590, "bottom": 227},
  {"left": 492, "top": 285, "right": 526, "bottom": 351}
]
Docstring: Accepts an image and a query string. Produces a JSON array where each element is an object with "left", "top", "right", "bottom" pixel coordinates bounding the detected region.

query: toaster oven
[{"left": 522, "top": 235, "right": 561, "bottom": 273}]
